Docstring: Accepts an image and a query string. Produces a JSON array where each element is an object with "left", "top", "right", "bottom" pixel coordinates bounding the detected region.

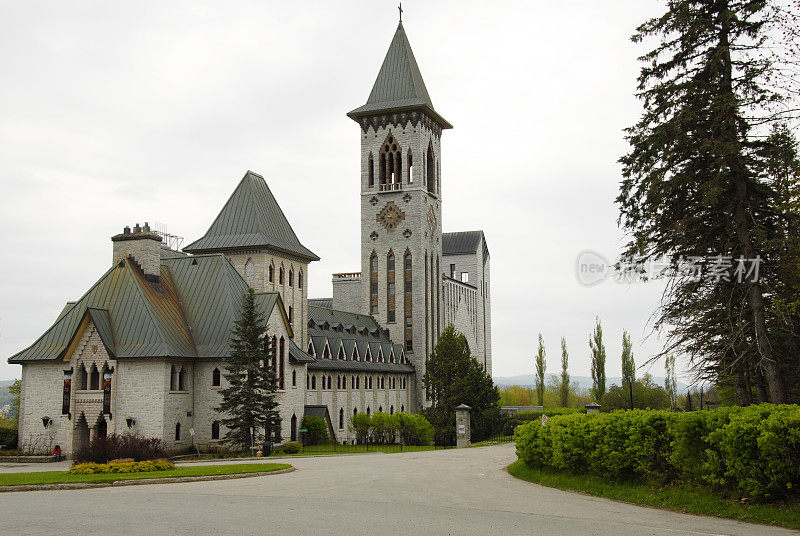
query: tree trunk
[
  {"left": 719, "top": 6, "right": 785, "bottom": 402},
  {"left": 735, "top": 366, "right": 753, "bottom": 406}
]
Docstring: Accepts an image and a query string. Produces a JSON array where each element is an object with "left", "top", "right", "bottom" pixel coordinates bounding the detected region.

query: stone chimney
[{"left": 111, "top": 222, "right": 162, "bottom": 281}]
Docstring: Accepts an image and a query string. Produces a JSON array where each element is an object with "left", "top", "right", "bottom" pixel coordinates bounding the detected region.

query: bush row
[
  {"left": 350, "top": 412, "right": 433, "bottom": 445},
  {"left": 0, "top": 426, "right": 18, "bottom": 450},
  {"left": 74, "top": 434, "right": 168, "bottom": 463},
  {"left": 514, "top": 405, "right": 800, "bottom": 502},
  {"left": 69, "top": 459, "right": 174, "bottom": 474},
  {"left": 502, "top": 408, "right": 585, "bottom": 435}
]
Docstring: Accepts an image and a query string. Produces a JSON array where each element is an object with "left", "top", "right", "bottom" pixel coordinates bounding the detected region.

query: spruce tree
[
  {"left": 621, "top": 330, "right": 635, "bottom": 410},
  {"left": 559, "top": 337, "right": 570, "bottom": 408},
  {"left": 422, "top": 325, "right": 501, "bottom": 445},
  {"left": 216, "top": 288, "right": 280, "bottom": 451},
  {"left": 534, "top": 334, "right": 546, "bottom": 407},
  {"left": 618, "top": 0, "right": 797, "bottom": 402},
  {"left": 590, "top": 317, "right": 607, "bottom": 402}
]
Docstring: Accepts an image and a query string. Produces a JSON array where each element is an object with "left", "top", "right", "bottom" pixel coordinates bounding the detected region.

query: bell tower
[{"left": 348, "top": 21, "right": 452, "bottom": 410}]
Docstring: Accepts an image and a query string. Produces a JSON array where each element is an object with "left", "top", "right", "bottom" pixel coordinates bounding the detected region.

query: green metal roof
[
  {"left": 348, "top": 22, "right": 451, "bottom": 129},
  {"left": 9, "top": 254, "right": 290, "bottom": 363},
  {"left": 183, "top": 171, "right": 319, "bottom": 261}
]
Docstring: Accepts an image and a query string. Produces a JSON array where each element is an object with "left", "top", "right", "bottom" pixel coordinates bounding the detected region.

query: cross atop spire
[{"left": 398, "top": 3, "right": 403, "bottom": 22}]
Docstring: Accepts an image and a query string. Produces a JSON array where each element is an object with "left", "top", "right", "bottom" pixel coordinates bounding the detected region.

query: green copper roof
[
  {"left": 184, "top": 171, "right": 319, "bottom": 261},
  {"left": 348, "top": 22, "right": 451, "bottom": 129}
]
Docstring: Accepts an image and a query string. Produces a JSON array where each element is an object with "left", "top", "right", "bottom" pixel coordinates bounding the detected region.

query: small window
[
  {"left": 298, "top": 271, "right": 303, "bottom": 289},
  {"left": 175, "top": 422, "right": 181, "bottom": 441},
  {"left": 289, "top": 269, "right": 294, "bottom": 287},
  {"left": 178, "top": 366, "right": 187, "bottom": 391},
  {"left": 279, "top": 267, "right": 285, "bottom": 285},
  {"left": 212, "top": 421, "right": 220, "bottom": 440},
  {"left": 212, "top": 368, "right": 221, "bottom": 387},
  {"left": 339, "top": 408, "right": 345, "bottom": 429},
  {"left": 461, "top": 272, "right": 469, "bottom": 283},
  {"left": 269, "top": 265, "right": 275, "bottom": 283},
  {"left": 292, "top": 369, "right": 297, "bottom": 387}
]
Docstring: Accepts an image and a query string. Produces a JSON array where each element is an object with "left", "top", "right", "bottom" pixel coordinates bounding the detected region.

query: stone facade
[{"left": 331, "top": 273, "right": 363, "bottom": 314}]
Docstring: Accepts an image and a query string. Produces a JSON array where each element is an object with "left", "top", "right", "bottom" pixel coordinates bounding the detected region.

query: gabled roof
[
  {"left": 184, "top": 171, "right": 319, "bottom": 261},
  {"left": 288, "top": 338, "right": 315, "bottom": 364},
  {"left": 9, "top": 254, "right": 293, "bottom": 364},
  {"left": 442, "top": 230, "right": 490, "bottom": 263},
  {"left": 348, "top": 22, "right": 451, "bottom": 129}
]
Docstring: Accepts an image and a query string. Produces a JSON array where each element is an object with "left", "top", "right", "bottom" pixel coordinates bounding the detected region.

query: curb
[
  {"left": 0, "top": 466, "right": 295, "bottom": 493},
  {"left": 175, "top": 452, "right": 384, "bottom": 464}
]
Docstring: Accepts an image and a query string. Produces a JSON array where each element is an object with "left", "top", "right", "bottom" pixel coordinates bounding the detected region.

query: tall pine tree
[
  {"left": 216, "top": 288, "right": 280, "bottom": 451},
  {"left": 618, "top": 0, "right": 798, "bottom": 402},
  {"left": 535, "top": 334, "right": 547, "bottom": 407}
]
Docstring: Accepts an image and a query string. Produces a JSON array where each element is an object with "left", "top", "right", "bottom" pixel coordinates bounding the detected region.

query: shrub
[
  {"left": 274, "top": 441, "right": 302, "bottom": 455},
  {"left": 0, "top": 425, "right": 18, "bottom": 450},
  {"left": 395, "top": 412, "right": 433, "bottom": 446},
  {"left": 300, "top": 416, "right": 328, "bottom": 445},
  {"left": 73, "top": 434, "right": 168, "bottom": 463},
  {"left": 349, "top": 413, "right": 373, "bottom": 444},
  {"left": 514, "top": 405, "right": 800, "bottom": 502},
  {"left": 69, "top": 459, "right": 174, "bottom": 474}
]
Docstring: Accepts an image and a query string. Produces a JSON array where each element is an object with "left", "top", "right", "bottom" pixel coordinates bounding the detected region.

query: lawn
[
  {"left": 0, "top": 462, "right": 291, "bottom": 488},
  {"left": 507, "top": 460, "right": 800, "bottom": 530}
]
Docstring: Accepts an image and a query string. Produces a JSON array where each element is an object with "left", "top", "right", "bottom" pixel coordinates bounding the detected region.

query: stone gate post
[{"left": 455, "top": 404, "right": 471, "bottom": 448}]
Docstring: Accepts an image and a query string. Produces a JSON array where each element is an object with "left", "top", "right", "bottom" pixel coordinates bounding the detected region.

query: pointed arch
[
  {"left": 268, "top": 262, "right": 275, "bottom": 283},
  {"left": 298, "top": 269, "right": 304, "bottom": 289},
  {"left": 279, "top": 265, "right": 285, "bottom": 285},
  {"left": 89, "top": 364, "right": 100, "bottom": 390},
  {"left": 379, "top": 132, "right": 402, "bottom": 190},
  {"left": 426, "top": 140, "right": 436, "bottom": 195},
  {"left": 288, "top": 267, "right": 294, "bottom": 287},
  {"left": 368, "top": 152, "right": 375, "bottom": 188},
  {"left": 307, "top": 341, "right": 315, "bottom": 357},
  {"left": 291, "top": 414, "right": 297, "bottom": 442},
  {"left": 387, "top": 249, "right": 396, "bottom": 323},
  {"left": 404, "top": 248, "right": 413, "bottom": 352},
  {"left": 212, "top": 367, "right": 221, "bottom": 387},
  {"left": 407, "top": 149, "right": 414, "bottom": 183},
  {"left": 339, "top": 407, "right": 345, "bottom": 429}
]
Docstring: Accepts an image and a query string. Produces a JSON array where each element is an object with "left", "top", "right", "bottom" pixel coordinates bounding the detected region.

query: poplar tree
[
  {"left": 665, "top": 355, "right": 679, "bottom": 408},
  {"left": 534, "top": 334, "right": 546, "bottom": 406},
  {"left": 559, "top": 337, "right": 570, "bottom": 408},
  {"left": 589, "top": 318, "right": 607, "bottom": 402},
  {"left": 216, "top": 288, "right": 280, "bottom": 451},
  {"left": 618, "top": 0, "right": 799, "bottom": 402},
  {"left": 621, "top": 330, "right": 635, "bottom": 410}
]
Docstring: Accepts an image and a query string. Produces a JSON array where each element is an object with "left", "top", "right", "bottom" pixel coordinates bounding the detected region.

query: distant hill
[
  {"left": 0, "top": 379, "right": 17, "bottom": 408},
  {"left": 493, "top": 373, "right": 688, "bottom": 393}
]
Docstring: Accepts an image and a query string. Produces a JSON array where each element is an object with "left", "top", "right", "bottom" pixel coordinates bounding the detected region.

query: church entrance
[{"left": 73, "top": 413, "right": 90, "bottom": 455}]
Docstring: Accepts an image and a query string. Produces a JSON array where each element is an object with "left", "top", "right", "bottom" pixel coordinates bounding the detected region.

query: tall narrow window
[
  {"left": 370, "top": 252, "right": 378, "bottom": 315},
  {"left": 387, "top": 251, "right": 396, "bottom": 323},
  {"left": 298, "top": 270, "right": 303, "bottom": 289},
  {"left": 407, "top": 150, "right": 414, "bottom": 183},
  {"left": 292, "top": 369, "right": 297, "bottom": 387},
  {"left": 426, "top": 142, "right": 435, "bottom": 195},
  {"left": 175, "top": 422, "right": 181, "bottom": 441},
  {"left": 269, "top": 264, "right": 274, "bottom": 283},
  {"left": 170, "top": 365, "right": 177, "bottom": 391},
  {"left": 77, "top": 363, "right": 88, "bottom": 390},
  {"left": 339, "top": 408, "right": 344, "bottom": 429},
  {"left": 279, "top": 337, "right": 285, "bottom": 389},
  {"left": 279, "top": 267, "right": 285, "bottom": 285},
  {"left": 62, "top": 369, "right": 72, "bottom": 415},
  {"left": 289, "top": 269, "right": 294, "bottom": 287},
  {"left": 212, "top": 367, "right": 221, "bottom": 387},
  {"left": 368, "top": 153, "right": 375, "bottom": 187},
  {"left": 178, "top": 365, "right": 187, "bottom": 391},
  {"left": 379, "top": 133, "right": 402, "bottom": 190},
  {"left": 89, "top": 364, "right": 100, "bottom": 391},
  {"left": 212, "top": 421, "right": 220, "bottom": 440},
  {"left": 102, "top": 365, "right": 112, "bottom": 414},
  {"left": 404, "top": 250, "right": 413, "bottom": 352},
  {"left": 289, "top": 306, "right": 293, "bottom": 325},
  {"left": 272, "top": 336, "right": 278, "bottom": 375}
]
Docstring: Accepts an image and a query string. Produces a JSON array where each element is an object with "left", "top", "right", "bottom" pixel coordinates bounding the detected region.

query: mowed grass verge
[
  {"left": 507, "top": 460, "right": 800, "bottom": 530},
  {"left": 0, "top": 463, "right": 291, "bottom": 487}
]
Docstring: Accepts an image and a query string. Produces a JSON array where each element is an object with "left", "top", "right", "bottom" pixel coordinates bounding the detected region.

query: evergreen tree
[
  {"left": 589, "top": 317, "right": 606, "bottom": 401},
  {"left": 559, "top": 337, "right": 570, "bottom": 408},
  {"left": 621, "top": 330, "right": 635, "bottom": 410},
  {"left": 423, "top": 325, "right": 501, "bottom": 445},
  {"left": 216, "top": 288, "right": 280, "bottom": 451},
  {"left": 534, "top": 334, "right": 546, "bottom": 406},
  {"left": 618, "top": 0, "right": 799, "bottom": 403}
]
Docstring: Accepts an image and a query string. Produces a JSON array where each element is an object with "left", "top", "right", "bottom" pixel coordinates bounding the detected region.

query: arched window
[
  {"left": 407, "top": 150, "right": 414, "bottom": 183},
  {"left": 370, "top": 251, "right": 378, "bottom": 315},
  {"left": 390, "top": 405, "right": 394, "bottom": 415},
  {"left": 288, "top": 306, "right": 293, "bottom": 325},
  {"left": 269, "top": 264, "right": 275, "bottom": 283},
  {"left": 292, "top": 369, "right": 297, "bottom": 387},
  {"left": 337, "top": 375, "right": 341, "bottom": 389},
  {"left": 401, "top": 404, "right": 405, "bottom": 412},
  {"left": 379, "top": 133, "right": 402, "bottom": 189},
  {"left": 212, "top": 368, "right": 221, "bottom": 387},
  {"left": 289, "top": 269, "right": 294, "bottom": 287},
  {"left": 379, "top": 406, "right": 383, "bottom": 413},
  {"left": 244, "top": 257, "right": 255, "bottom": 286},
  {"left": 353, "top": 407, "right": 358, "bottom": 418},
  {"left": 368, "top": 153, "right": 375, "bottom": 187},
  {"left": 175, "top": 422, "right": 181, "bottom": 441},
  {"left": 311, "top": 375, "right": 317, "bottom": 390},
  {"left": 307, "top": 341, "right": 315, "bottom": 357},
  {"left": 356, "top": 376, "right": 360, "bottom": 389},
  {"left": 89, "top": 364, "right": 100, "bottom": 390},
  {"left": 338, "top": 347, "right": 345, "bottom": 360},
  {"left": 279, "top": 337, "right": 285, "bottom": 389},
  {"left": 426, "top": 141, "right": 435, "bottom": 195},
  {"left": 279, "top": 266, "right": 285, "bottom": 285},
  {"left": 178, "top": 365, "right": 187, "bottom": 391},
  {"left": 272, "top": 336, "right": 278, "bottom": 374},
  {"left": 339, "top": 408, "right": 344, "bottom": 429},
  {"left": 306, "top": 374, "right": 310, "bottom": 389},
  {"left": 387, "top": 251, "right": 396, "bottom": 323},
  {"left": 291, "top": 414, "right": 297, "bottom": 442},
  {"left": 404, "top": 250, "right": 413, "bottom": 352},
  {"left": 298, "top": 270, "right": 303, "bottom": 289},
  {"left": 77, "top": 363, "right": 88, "bottom": 390},
  {"left": 211, "top": 421, "right": 220, "bottom": 440},
  {"left": 328, "top": 375, "right": 332, "bottom": 389},
  {"left": 366, "top": 406, "right": 371, "bottom": 416}
]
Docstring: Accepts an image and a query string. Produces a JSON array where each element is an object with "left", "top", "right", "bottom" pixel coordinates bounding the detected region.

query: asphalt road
[{"left": 2, "top": 444, "right": 796, "bottom": 535}]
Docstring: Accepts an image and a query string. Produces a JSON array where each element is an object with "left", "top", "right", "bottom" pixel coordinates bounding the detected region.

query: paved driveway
[{"left": 2, "top": 444, "right": 796, "bottom": 535}]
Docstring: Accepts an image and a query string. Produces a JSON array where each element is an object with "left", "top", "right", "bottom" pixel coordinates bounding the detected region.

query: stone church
[{"left": 9, "top": 21, "right": 492, "bottom": 456}]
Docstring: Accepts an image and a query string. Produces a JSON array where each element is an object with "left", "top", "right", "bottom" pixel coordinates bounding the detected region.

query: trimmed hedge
[
  {"left": 514, "top": 405, "right": 800, "bottom": 502},
  {"left": 503, "top": 408, "right": 584, "bottom": 435},
  {"left": 69, "top": 459, "right": 174, "bottom": 474}
]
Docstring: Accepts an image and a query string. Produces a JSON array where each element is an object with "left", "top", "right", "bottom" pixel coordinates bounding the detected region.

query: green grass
[
  {"left": 272, "top": 443, "right": 453, "bottom": 456},
  {"left": 0, "top": 463, "right": 291, "bottom": 487},
  {"left": 507, "top": 460, "right": 800, "bottom": 530}
]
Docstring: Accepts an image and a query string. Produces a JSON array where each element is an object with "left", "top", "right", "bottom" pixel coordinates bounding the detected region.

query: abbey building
[{"left": 9, "top": 21, "right": 491, "bottom": 455}]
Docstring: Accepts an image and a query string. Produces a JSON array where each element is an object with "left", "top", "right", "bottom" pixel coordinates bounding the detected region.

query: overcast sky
[{"left": 0, "top": 1, "right": 687, "bottom": 384}]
